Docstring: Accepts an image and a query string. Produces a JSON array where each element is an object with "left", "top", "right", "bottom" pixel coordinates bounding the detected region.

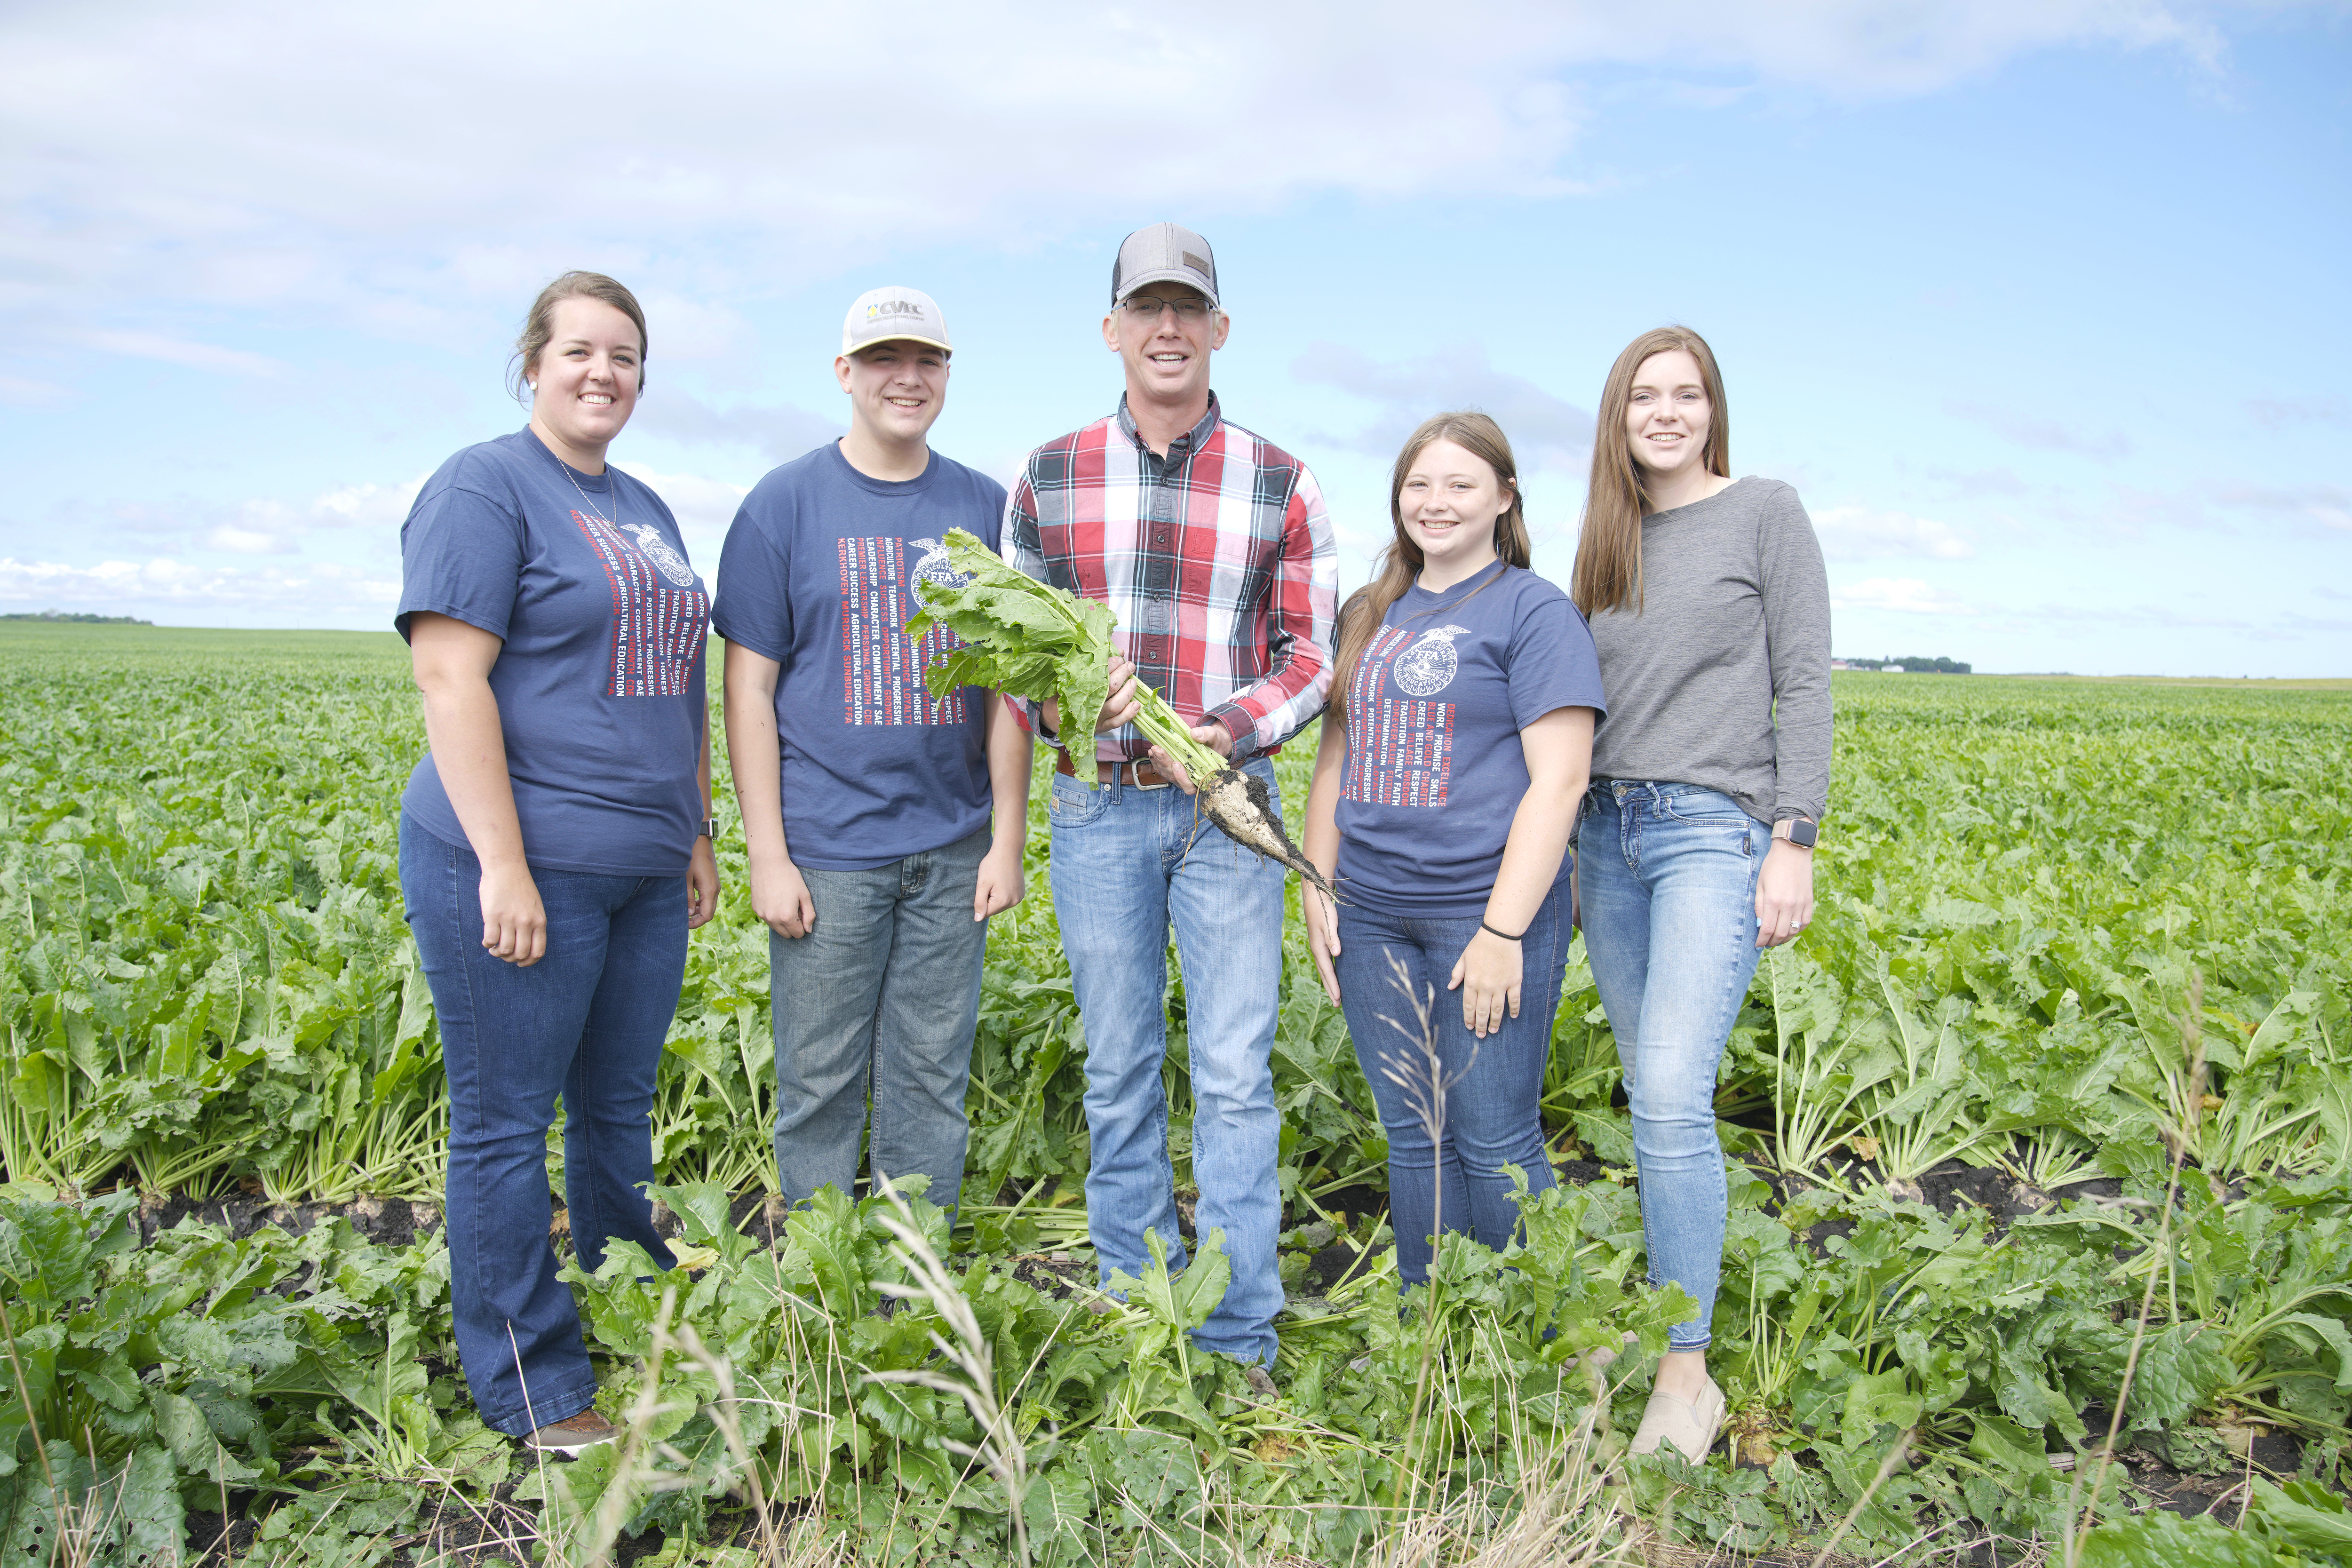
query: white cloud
[
  {"left": 0, "top": 374, "right": 71, "bottom": 406},
  {"left": 2246, "top": 396, "right": 2348, "bottom": 428},
  {"left": 1291, "top": 343, "right": 1595, "bottom": 469},
  {"left": 630, "top": 390, "right": 842, "bottom": 464},
  {"left": 78, "top": 329, "right": 286, "bottom": 378},
  {"left": 69, "top": 476, "right": 432, "bottom": 557},
  {"left": 0, "top": 556, "right": 399, "bottom": 619},
  {"left": 614, "top": 464, "right": 753, "bottom": 554},
  {"left": 635, "top": 294, "right": 756, "bottom": 364},
  {"left": 204, "top": 523, "right": 294, "bottom": 556},
  {"left": 1812, "top": 505, "right": 1976, "bottom": 560},
  {"left": 1947, "top": 401, "right": 2132, "bottom": 460},
  {"left": 1832, "top": 576, "right": 1980, "bottom": 615},
  {"left": 0, "top": 0, "right": 2243, "bottom": 354},
  {"left": 2213, "top": 482, "right": 2352, "bottom": 533},
  {"left": 309, "top": 478, "right": 430, "bottom": 533}
]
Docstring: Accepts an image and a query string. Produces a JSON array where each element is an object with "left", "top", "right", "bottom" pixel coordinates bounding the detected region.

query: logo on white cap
[{"left": 842, "top": 286, "right": 952, "bottom": 356}]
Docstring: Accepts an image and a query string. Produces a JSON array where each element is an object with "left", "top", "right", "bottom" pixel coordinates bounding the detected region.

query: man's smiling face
[
  {"left": 1103, "top": 283, "right": 1227, "bottom": 411},
  {"left": 836, "top": 339, "right": 950, "bottom": 446}
]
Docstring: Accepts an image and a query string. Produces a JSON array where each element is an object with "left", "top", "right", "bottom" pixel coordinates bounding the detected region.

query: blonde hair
[
  {"left": 1329, "top": 412, "right": 1528, "bottom": 729},
  {"left": 1571, "top": 326, "right": 1729, "bottom": 617},
  {"left": 508, "top": 271, "right": 649, "bottom": 402}
]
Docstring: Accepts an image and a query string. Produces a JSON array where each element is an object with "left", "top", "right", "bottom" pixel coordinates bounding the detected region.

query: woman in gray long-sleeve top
[{"left": 1568, "top": 326, "right": 1831, "bottom": 1465}]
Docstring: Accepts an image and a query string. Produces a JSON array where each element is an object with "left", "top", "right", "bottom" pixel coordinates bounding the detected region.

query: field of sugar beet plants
[{"left": 2, "top": 620, "right": 2349, "bottom": 1568}]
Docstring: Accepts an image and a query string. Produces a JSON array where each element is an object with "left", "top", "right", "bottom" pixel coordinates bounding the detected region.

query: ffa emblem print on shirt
[
  {"left": 574, "top": 514, "right": 708, "bottom": 698},
  {"left": 624, "top": 522, "right": 698, "bottom": 587},
  {"left": 1391, "top": 624, "right": 1470, "bottom": 696},
  {"left": 1343, "top": 622, "right": 1460, "bottom": 809},
  {"left": 908, "top": 537, "right": 971, "bottom": 592},
  {"left": 839, "top": 536, "right": 967, "bottom": 726}
]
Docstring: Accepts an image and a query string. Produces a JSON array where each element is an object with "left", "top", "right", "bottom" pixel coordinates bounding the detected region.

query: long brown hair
[
  {"left": 1570, "top": 326, "right": 1729, "bottom": 617},
  {"left": 1329, "top": 412, "right": 1530, "bottom": 730},
  {"left": 507, "top": 271, "right": 650, "bottom": 402}
]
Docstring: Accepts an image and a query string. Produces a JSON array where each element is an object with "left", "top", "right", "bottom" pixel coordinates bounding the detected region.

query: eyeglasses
[{"left": 1120, "top": 295, "right": 1215, "bottom": 321}]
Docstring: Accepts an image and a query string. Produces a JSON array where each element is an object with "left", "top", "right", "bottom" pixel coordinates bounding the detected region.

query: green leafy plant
[{"left": 905, "top": 529, "right": 1333, "bottom": 898}]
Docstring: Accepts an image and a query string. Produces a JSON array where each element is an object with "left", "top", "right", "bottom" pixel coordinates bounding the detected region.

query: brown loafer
[
  {"left": 526, "top": 1409, "right": 620, "bottom": 1455},
  {"left": 1629, "top": 1376, "right": 1725, "bottom": 1463}
]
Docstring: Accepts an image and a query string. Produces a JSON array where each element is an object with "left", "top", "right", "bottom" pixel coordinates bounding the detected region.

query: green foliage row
[{"left": 2, "top": 629, "right": 2350, "bottom": 1560}]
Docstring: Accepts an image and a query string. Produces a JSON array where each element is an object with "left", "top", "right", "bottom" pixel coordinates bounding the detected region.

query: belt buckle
[{"left": 1129, "top": 759, "right": 1171, "bottom": 791}]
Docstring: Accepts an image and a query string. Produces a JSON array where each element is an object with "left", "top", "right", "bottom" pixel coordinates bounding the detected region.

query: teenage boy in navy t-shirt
[{"left": 715, "top": 287, "right": 1031, "bottom": 1220}]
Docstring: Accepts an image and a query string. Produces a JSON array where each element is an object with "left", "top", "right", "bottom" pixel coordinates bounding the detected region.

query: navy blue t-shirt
[
  {"left": 711, "top": 442, "right": 1009, "bottom": 872},
  {"left": 1336, "top": 562, "right": 1606, "bottom": 917},
  {"left": 396, "top": 428, "right": 711, "bottom": 876}
]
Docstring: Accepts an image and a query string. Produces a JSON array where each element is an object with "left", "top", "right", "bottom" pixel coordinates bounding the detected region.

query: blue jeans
[
  {"left": 1335, "top": 884, "right": 1569, "bottom": 1286},
  {"left": 770, "top": 826, "right": 992, "bottom": 1222},
  {"left": 1575, "top": 782, "right": 1764, "bottom": 1352},
  {"left": 399, "top": 817, "right": 683, "bottom": 1436},
  {"left": 1046, "top": 756, "right": 1286, "bottom": 1364}
]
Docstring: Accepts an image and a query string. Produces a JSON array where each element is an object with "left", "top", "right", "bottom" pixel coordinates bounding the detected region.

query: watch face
[{"left": 1788, "top": 819, "right": 1819, "bottom": 848}]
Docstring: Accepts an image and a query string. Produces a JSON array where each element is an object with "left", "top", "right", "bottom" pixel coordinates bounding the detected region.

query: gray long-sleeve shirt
[{"left": 1586, "top": 476, "right": 1832, "bottom": 825}]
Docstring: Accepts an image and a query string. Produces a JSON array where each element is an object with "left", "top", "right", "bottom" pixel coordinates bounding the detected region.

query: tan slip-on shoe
[
  {"left": 526, "top": 1409, "right": 620, "bottom": 1455},
  {"left": 1629, "top": 1376, "right": 1725, "bottom": 1463}
]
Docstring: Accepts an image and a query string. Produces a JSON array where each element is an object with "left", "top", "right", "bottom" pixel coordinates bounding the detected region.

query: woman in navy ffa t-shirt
[
  {"left": 1298, "top": 412, "right": 1605, "bottom": 1287},
  {"left": 394, "top": 272, "right": 716, "bottom": 1455}
]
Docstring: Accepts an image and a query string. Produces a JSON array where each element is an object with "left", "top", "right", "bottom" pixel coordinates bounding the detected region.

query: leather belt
[{"left": 1055, "top": 748, "right": 1173, "bottom": 790}]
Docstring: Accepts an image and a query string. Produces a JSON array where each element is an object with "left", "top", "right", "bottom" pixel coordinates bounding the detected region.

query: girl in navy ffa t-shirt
[
  {"left": 394, "top": 274, "right": 715, "bottom": 1455},
  {"left": 1299, "top": 413, "right": 1604, "bottom": 1287}
]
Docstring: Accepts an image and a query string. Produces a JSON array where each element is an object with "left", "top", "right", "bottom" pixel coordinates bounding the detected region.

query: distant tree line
[
  {"left": 1, "top": 609, "right": 153, "bottom": 625},
  {"left": 1835, "top": 654, "right": 1971, "bottom": 674}
]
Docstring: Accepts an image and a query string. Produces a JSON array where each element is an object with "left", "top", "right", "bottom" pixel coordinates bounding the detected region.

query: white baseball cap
[{"left": 841, "top": 286, "right": 952, "bottom": 356}]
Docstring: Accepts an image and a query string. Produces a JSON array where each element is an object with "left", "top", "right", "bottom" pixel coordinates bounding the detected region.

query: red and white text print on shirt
[
  {"left": 837, "top": 536, "right": 964, "bottom": 726},
  {"left": 574, "top": 514, "right": 708, "bottom": 699},
  {"left": 1344, "top": 625, "right": 1456, "bottom": 808}
]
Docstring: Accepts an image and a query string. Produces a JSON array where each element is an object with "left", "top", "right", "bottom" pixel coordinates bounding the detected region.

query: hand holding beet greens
[{"left": 906, "top": 527, "right": 1336, "bottom": 899}]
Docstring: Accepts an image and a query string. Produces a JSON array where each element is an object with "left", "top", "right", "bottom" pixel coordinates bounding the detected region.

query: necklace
[{"left": 545, "top": 439, "right": 620, "bottom": 531}]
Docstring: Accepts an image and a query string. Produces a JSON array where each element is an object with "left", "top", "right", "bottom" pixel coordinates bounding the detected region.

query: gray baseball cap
[
  {"left": 841, "top": 286, "right": 952, "bottom": 356},
  {"left": 1111, "top": 223, "right": 1219, "bottom": 308}
]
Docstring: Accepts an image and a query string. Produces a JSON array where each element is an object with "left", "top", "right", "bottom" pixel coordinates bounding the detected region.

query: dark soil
[
  {"left": 404, "top": 1484, "right": 541, "bottom": 1567},
  {"left": 1748, "top": 1159, "right": 2140, "bottom": 1242},
  {"left": 1299, "top": 1238, "right": 1378, "bottom": 1295},
  {"left": 186, "top": 1504, "right": 260, "bottom": 1567},
  {"left": 1307, "top": 1183, "right": 1385, "bottom": 1227},
  {"left": 1006, "top": 1253, "right": 1094, "bottom": 1300},
  {"left": 139, "top": 1190, "right": 442, "bottom": 1248}
]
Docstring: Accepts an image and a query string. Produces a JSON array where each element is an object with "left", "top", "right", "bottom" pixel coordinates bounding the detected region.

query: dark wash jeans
[
  {"left": 398, "top": 816, "right": 683, "bottom": 1436},
  {"left": 1334, "top": 883, "right": 1570, "bottom": 1285}
]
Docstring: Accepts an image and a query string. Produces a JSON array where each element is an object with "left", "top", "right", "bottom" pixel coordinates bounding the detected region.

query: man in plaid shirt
[{"left": 1005, "top": 223, "right": 1336, "bottom": 1370}]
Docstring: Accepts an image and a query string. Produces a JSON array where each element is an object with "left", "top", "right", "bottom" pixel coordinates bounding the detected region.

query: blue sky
[{"left": 3, "top": 1, "right": 2346, "bottom": 675}]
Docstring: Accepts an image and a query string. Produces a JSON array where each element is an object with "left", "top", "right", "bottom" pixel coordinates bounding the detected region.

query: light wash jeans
[
  {"left": 1046, "top": 756, "right": 1286, "bottom": 1365},
  {"left": 1575, "top": 782, "right": 1764, "bottom": 1352},
  {"left": 769, "top": 825, "right": 993, "bottom": 1224},
  {"left": 1334, "top": 884, "right": 1569, "bottom": 1286},
  {"left": 399, "top": 817, "right": 681, "bottom": 1437}
]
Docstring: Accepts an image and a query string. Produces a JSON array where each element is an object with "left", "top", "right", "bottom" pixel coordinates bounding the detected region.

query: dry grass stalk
[
  {"left": 1370, "top": 1424, "right": 1631, "bottom": 1568},
  {"left": 1372, "top": 949, "right": 1479, "bottom": 1520},
  {"left": 862, "top": 1179, "right": 1034, "bottom": 1567}
]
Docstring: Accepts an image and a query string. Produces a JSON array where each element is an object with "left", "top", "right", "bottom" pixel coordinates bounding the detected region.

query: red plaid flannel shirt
[{"left": 1003, "top": 395, "right": 1337, "bottom": 762}]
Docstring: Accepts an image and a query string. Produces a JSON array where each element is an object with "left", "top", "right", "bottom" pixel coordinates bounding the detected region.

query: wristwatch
[
  {"left": 698, "top": 817, "right": 718, "bottom": 841},
  {"left": 1774, "top": 818, "right": 1819, "bottom": 850}
]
